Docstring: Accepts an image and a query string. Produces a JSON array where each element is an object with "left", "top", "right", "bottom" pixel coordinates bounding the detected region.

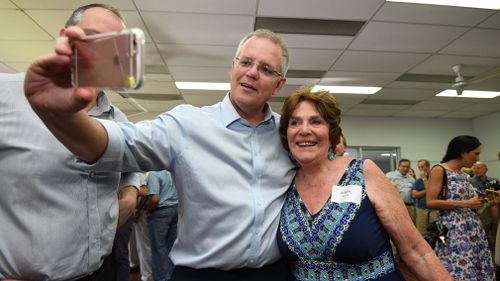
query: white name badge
[{"left": 331, "top": 185, "right": 362, "bottom": 205}]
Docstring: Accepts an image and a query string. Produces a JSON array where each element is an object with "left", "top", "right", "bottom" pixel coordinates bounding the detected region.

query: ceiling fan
[{"left": 452, "top": 64, "right": 500, "bottom": 95}]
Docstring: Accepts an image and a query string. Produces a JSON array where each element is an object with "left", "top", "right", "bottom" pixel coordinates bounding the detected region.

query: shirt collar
[
  {"left": 88, "top": 91, "right": 114, "bottom": 117},
  {"left": 220, "top": 92, "right": 275, "bottom": 128}
]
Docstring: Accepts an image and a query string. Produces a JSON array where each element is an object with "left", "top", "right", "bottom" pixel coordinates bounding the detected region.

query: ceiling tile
[
  {"left": 0, "top": 41, "right": 54, "bottom": 62},
  {"left": 284, "top": 78, "right": 320, "bottom": 86},
  {"left": 441, "top": 111, "right": 488, "bottom": 119},
  {"left": 120, "top": 11, "right": 153, "bottom": 42},
  {"left": 182, "top": 94, "right": 226, "bottom": 105},
  {"left": 409, "top": 54, "right": 500, "bottom": 76},
  {"left": 11, "top": 0, "right": 136, "bottom": 10},
  {"left": 375, "top": 2, "right": 495, "bottom": 26},
  {"left": 462, "top": 102, "right": 500, "bottom": 112},
  {"left": 478, "top": 12, "right": 500, "bottom": 29},
  {"left": 344, "top": 108, "right": 401, "bottom": 117},
  {"left": 369, "top": 87, "right": 439, "bottom": 100},
  {"left": 136, "top": 0, "right": 257, "bottom": 14},
  {"left": 136, "top": 100, "right": 184, "bottom": 112},
  {"left": 288, "top": 48, "right": 342, "bottom": 70},
  {"left": 142, "top": 12, "right": 253, "bottom": 45},
  {"left": 350, "top": 22, "right": 468, "bottom": 53},
  {"left": 386, "top": 80, "right": 449, "bottom": 90},
  {"left": 0, "top": 1, "right": 16, "bottom": 8},
  {"left": 0, "top": 10, "right": 52, "bottom": 40},
  {"left": 410, "top": 100, "right": 470, "bottom": 111},
  {"left": 257, "top": 0, "right": 385, "bottom": 20},
  {"left": 392, "top": 110, "right": 445, "bottom": 118},
  {"left": 0, "top": 62, "right": 15, "bottom": 73},
  {"left": 440, "top": 28, "right": 500, "bottom": 57},
  {"left": 168, "top": 66, "right": 230, "bottom": 82},
  {"left": 179, "top": 89, "right": 227, "bottom": 96},
  {"left": 25, "top": 10, "right": 69, "bottom": 38},
  {"left": 144, "top": 43, "right": 165, "bottom": 66},
  {"left": 4, "top": 62, "right": 29, "bottom": 72},
  {"left": 333, "top": 51, "right": 429, "bottom": 73},
  {"left": 276, "top": 85, "right": 302, "bottom": 97},
  {"left": 126, "top": 81, "right": 179, "bottom": 95},
  {"left": 279, "top": 33, "right": 353, "bottom": 49},
  {"left": 157, "top": 44, "right": 235, "bottom": 67},
  {"left": 320, "top": 71, "right": 401, "bottom": 86}
]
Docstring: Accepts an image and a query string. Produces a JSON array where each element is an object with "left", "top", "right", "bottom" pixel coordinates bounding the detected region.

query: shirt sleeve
[{"left": 147, "top": 172, "right": 161, "bottom": 195}]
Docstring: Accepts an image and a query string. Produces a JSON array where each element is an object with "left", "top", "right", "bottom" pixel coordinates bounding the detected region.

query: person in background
[
  {"left": 334, "top": 133, "right": 347, "bottom": 157},
  {"left": 0, "top": 5, "right": 139, "bottom": 281},
  {"left": 408, "top": 167, "right": 416, "bottom": 179},
  {"left": 386, "top": 159, "right": 416, "bottom": 222},
  {"left": 411, "top": 159, "right": 437, "bottom": 236},
  {"left": 147, "top": 170, "right": 178, "bottom": 281},
  {"left": 277, "top": 86, "right": 450, "bottom": 281},
  {"left": 427, "top": 135, "right": 495, "bottom": 280},
  {"left": 471, "top": 161, "right": 500, "bottom": 254},
  {"left": 24, "top": 26, "right": 296, "bottom": 280},
  {"left": 132, "top": 172, "right": 153, "bottom": 281}
]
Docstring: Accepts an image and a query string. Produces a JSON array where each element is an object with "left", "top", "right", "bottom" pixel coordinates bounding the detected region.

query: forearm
[
  {"left": 427, "top": 198, "right": 470, "bottom": 210},
  {"left": 36, "top": 110, "right": 108, "bottom": 162},
  {"left": 118, "top": 186, "right": 138, "bottom": 227},
  {"left": 402, "top": 242, "right": 451, "bottom": 281},
  {"left": 411, "top": 190, "right": 425, "bottom": 199}
]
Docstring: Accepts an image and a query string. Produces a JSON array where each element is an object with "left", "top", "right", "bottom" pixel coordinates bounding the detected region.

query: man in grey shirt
[
  {"left": 0, "top": 4, "right": 138, "bottom": 281},
  {"left": 386, "top": 158, "right": 416, "bottom": 222}
]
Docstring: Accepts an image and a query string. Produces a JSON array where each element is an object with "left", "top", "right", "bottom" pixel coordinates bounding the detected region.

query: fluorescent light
[
  {"left": 386, "top": 0, "right": 500, "bottom": 10},
  {"left": 175, "top": 82, "right": 230, "bottom": 91},
  {"left": 437, "top": 89, "right": 500, "bottom": 98},
  {"left": 312, "top": 85, "right": 381, "bottom": 95},
  {"left": 381, "top": 153, "right": 397, "bottom": 157}
]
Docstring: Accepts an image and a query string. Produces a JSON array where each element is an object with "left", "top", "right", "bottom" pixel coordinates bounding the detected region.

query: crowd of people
[{"left": 0, "top": 2, "right": 498, "bottom": 281}]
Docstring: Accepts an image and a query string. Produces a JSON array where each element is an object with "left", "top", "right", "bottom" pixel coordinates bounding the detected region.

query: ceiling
[{"left": 1, "top": 0, "right": 500, "bottom": 122}]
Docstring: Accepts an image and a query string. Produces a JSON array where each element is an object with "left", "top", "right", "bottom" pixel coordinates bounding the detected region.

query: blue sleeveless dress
[{"left": 278, "top": 159, "right": 404, "bottom": 281}]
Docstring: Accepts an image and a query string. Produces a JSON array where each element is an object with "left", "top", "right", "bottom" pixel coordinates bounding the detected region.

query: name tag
[{"left": 331, "top": 185, "right": 362, "bottom": 205}]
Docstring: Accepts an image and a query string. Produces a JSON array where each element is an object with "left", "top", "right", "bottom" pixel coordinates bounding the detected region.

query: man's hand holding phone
[{"left": 25, "top": 26, "right": 95, "bottom": 115}]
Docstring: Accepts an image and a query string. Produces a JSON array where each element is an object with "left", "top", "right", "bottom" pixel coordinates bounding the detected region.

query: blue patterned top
[{"left": 278, "top": 159, "right": 404, "bottom": 281}]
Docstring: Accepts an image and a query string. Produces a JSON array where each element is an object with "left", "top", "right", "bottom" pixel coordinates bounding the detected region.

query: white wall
[
  {"left": 341, "top": 116, "right": 474, "bottom": 169},
  {"left": 473, "top": 111, "right": 500, "bottom": 176}
]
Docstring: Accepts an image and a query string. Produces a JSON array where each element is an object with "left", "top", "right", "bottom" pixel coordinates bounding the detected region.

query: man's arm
[
  {"left": 24, "top": 26, "right": 108, "bottom": 162},
  {"left": 117, "top": 185, "right": 138, "bottom": 227}
]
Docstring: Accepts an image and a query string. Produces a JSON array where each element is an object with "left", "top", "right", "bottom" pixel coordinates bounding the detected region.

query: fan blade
[{"left": 466, "top": 66, "right": 500, "bottom": 84}]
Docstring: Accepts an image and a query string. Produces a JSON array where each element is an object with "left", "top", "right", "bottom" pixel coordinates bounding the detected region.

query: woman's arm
[
  {"left": 426, "top": 165, "right": 483, "bottom": 210},
  {"left": 364, "top": 159, "right": 451, "bottom": 281}
]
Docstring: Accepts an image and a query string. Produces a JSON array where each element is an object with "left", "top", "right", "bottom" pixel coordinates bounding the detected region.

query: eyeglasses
[{"left": 234, "top": 57, "right": 282, "bottom": 78}]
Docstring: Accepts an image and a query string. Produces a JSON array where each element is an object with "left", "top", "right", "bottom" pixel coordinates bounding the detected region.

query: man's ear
[
  {"left": 58, "top": 28, "right": 66, "bottom": 37},
  {"left": 273, "top": 77, "right": 286, "bottom": 96}
]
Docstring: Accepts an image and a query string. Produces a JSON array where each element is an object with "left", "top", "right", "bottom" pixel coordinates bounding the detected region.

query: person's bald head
[{"left": 472, "top": 161, "right": 488, "bottom": 177}]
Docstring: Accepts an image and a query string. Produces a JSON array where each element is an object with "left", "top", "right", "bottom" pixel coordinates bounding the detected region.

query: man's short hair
[
  {"left": 399, "top": 158, "right": 410, "bottom": 166},
  {"left": 417, "top": 159, "right": 430, "bottom": 168},
  {"left": 65, "top": 4, "right": 125, "bottom": 27}
]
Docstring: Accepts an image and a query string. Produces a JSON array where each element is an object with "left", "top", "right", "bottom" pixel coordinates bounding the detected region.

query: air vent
[
  {"left": 286, "top": 70, "right": 326, "bottom": 79},
  {"left": 255, "top": 17, "right": 365, "bottom": 36}
]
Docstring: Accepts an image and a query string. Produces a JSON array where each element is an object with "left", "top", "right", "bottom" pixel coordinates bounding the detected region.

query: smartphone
[
  {"left": 486, "top": 189, "right": 499, "bottom": 200},
  {"left": 71, "top": 28, "right": 144, "bottom": 90}
]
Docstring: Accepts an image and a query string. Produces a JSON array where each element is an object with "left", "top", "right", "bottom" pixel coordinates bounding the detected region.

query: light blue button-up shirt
[
  {"left": 386, "top": 170, "right": 415, "bottom": 204},
  {"left": 92, "top": 94, "right": 295, "bottom": 269},
  {"left": 0, "top": 73, "right": 139, "bottom": 281},
  {"left": 148, "top": 170, "right": 178, "bottom": 207}
]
